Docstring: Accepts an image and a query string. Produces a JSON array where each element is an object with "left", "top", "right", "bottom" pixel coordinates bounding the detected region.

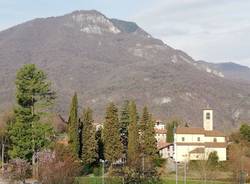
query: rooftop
[{"left": 176, "top": 127, "right": 225, "bottom": 137}]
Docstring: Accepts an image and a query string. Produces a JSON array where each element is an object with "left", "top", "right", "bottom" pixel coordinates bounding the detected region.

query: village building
[
  {"left": 154, "top": 120, "right": 174, "bottom": 158},
  {"left": 173, "top": 109, "right": 227, "bottom": 162},
  {"left": 155, "top": 120, "right": 167, "bottom": 142}
]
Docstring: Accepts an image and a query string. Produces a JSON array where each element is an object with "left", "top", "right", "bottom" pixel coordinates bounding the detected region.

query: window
[
  {"left": 182, "top": 137, "right": 185, "bottom": 142},
  {"left": 206, "top": 112, "right": 210, "bottom": 120},
  {"left": 213, "top": 138, "right": 217, "bottom": 142},
  {"left": 197, "top": 137, "right": 200, "bottom": 142}
]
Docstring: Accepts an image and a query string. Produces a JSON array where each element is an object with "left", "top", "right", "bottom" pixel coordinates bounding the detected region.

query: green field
[{"left": 75, "top": 177, "right": 231, "bottom": 184}]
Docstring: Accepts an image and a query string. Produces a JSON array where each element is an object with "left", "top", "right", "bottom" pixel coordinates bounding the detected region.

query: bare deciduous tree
[
  {"left": 5, "top": 159, "right": 30, "bottom": 184},
  {"left": 37, "top": 144, "right": 82, "bottom": 184}
]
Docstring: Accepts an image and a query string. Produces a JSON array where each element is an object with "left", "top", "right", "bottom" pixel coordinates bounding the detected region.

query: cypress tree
[
  {"left": 143, "top": 114, "right": 157, "bottom": 157},
  {"left": 68, "top": 93, "right": 80, "bottom": 157},
  {"left": 95, "top": 128, "right": 104, "bottom": 161},
  {"left": 81, "top": 108, "right": 97, "bottom": 165},
  {"left": 140, "top": 106, "right": 158, "bottom": 180},
  {"left": 125, "top": 101, "right": 141, "bottom": 183},
  {"left": 166, "top": 120, "right": 179, "bottom": 143},
  {"left": 127, "top": 101, "right": 140, "bottom": 166},
  {"left": 103, "top": 103, "right": 122, "bottom": 163},
  {"left": 140, "top": 106, "right": 150, "bottom": 153},
  {"left": 119, "top": 100, "right": 130, "bottom": 158}
]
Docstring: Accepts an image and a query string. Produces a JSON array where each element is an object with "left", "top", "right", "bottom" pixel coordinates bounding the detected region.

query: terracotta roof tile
[
  {"left": 176, "top": 127, "right": 204, "bottom": 134},
  {"left": 204, "top": 130, "right": 225, "bottom": 137},
  {"left": 176, "top": 142, "right": 227, "bottom": 148},
  {"left": 176, "top": 142, "right": 205, "bottom": 146},
  {"left": 189, "top": 147, "right": 205, "bottom": 154},
  {"left": 157, "top": 141, "right": 172, "bottom": 150},
  {"left": 205, "top": 142, "right": 227, "bottom": 148},
  {"left": 155, "top": 129, "right": 167, "bottom": 134},
  {"left": 176, "top": 127, "right": 225, "bottom": 137}
]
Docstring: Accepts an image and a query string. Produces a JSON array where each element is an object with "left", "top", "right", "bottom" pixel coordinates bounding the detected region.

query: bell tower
[{"left": 203, "top": 109, "right": 213, "bottom": 131}]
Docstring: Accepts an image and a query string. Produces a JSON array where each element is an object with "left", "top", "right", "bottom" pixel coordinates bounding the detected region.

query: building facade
[{"left": 173, "top": 109, "right": 227, "bottom": 162}]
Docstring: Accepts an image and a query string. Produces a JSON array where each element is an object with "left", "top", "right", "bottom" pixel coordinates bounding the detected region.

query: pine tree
[
  {"left": 81, "top": 108, "right": 97, "bottom": 165},
  {"left": 127, "top": 101, "right": 140, "bottom": 166},
  {"left": 119, "top": 100, "right": 130, "bottom": 158},
  {"left": 103, "top": 103, "right": 122, "bottom": 163},
  {"left": 8, "top": 64, "right": 55, "bottom": 160},
  {"left": 68, "top": 93, "right": 80, "bottom": 157}
]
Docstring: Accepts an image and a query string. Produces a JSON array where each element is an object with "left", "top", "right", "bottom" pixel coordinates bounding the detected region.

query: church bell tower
[{"left": 203, "top": 109, "right": 213, "bottom": 131}]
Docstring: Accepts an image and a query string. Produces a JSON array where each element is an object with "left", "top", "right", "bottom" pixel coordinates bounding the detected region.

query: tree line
[
  {"left": 67, "top": 93, "right": 160, "bottom": 183},
  {"left": 0, "top": 64, "right": 161, "bottom": 184}
]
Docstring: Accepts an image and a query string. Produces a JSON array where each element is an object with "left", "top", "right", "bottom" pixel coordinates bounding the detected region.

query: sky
[{"left": 0, "top": 0, "right": 250, "bottom": 66}]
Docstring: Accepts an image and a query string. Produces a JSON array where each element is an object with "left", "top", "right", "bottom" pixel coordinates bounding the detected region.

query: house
[
  {"left": 154, "top": 120, "right": 174, "bottom": 159},
  {"left": 173, "top": 109, "right": 227, "bottom": 162},
  {"left": 158, "top": 141, "right": 174, "bottom": 159},
  {"left": 155, "top": 120, "right": 167, "bottom": 142}
]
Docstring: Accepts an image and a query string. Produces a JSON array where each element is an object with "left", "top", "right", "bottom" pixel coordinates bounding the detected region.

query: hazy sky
[{"left": 0, "top": 0, "right": 250, "bottom": 66}]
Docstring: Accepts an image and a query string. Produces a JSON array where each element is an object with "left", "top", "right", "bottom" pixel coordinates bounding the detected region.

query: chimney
[{"left": 203, "top": 109, "right": 213, "bottom": 131}]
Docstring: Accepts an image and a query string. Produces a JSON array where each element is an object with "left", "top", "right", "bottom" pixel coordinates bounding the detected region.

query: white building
[
  {"left": 158, "top": 142, "right": 174, "bottom": 159},
  {"left": 154, "top": 120, "right": 174, "bottom": 159},
  {"left": 173, "top": 109, "right": 227, "bottom": 162}
]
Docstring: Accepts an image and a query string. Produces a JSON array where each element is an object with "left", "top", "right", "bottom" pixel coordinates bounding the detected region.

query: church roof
[
  {"left": 176, "top": 142, "right": 227, "bottom": 148},
  {"left": 176, "top": 127, "right": 225, "bottom": 137}
]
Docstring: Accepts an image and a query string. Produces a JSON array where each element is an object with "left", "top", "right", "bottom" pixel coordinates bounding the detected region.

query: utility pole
[
  {"left": 100, "top": 159, "right": 105, "bottom": 184},
  {"left": 184, "top": 161, "right": 187, "bottom": 184},
  {"left": 1, "top": 143, "right": 4, "bottom": 173},
  {"left": 174, "top": 125, "right": 178, "bottom": 184},
  {"left": 142, "top": 154, "right": 145, "bottom": 179}
]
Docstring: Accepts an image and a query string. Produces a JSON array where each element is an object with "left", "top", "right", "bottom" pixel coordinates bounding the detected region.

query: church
[{"left": 173, "top": 109, "right": 227, "bottom": 162}]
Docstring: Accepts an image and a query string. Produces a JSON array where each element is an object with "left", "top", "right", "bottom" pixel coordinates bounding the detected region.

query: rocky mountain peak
[{"left": 70, "top": 10, "right": 121, "bottom": 34}]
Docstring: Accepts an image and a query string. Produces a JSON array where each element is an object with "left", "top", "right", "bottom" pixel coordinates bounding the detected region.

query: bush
[
  {"left": 5, "top": 159, "right": 31, "bottom": 184},
  {"left": 93, "top": 166, "right": 102, "bottom": 176},
  {"left": 37, "top": 143, "right": 82, "bottom": 184}
]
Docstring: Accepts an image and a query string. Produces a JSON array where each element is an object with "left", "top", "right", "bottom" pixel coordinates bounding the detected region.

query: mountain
[
  {"left": 0, "top": 10, "right": 250, "bottom": 131},
  {"left": 195, "top": 61, "right": 250, "bottom": 82}
]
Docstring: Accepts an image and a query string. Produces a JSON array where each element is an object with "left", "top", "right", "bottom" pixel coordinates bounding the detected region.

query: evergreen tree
[
  {"left": 143, "top": 115, "right": 158, "bottom": 180},
  {"left": 141, "top": 107, "right": 157, "bottom": 157},
  {"left": 140, "top": 107, "right": 158, "bottom": 180},
  {"left": 208, "top": 151, "right": 219, "bottom": 167},
  {"left": 8, "top": 64, "right": 55, "bottom": 160},
  {"left": 103, "top": 103, "right": 122, "bottom": 164},
  {"left": 95, "top": 128, "right": 104, "bottom": 161},
  {"left": 127, "top": 101, "right": 140, "bottom": 166},
  {"left": 81, "top": 108, "right": 97, "bottom": 165},
  {"left": 119, "top": 100, "right": 130, "bottom": 158},
  {"left": 140, "top": 106, "right": 150, "bottom": 152},
  {"left": 240, "top": 124, "right": 250, "bottom": 142},
  {"left": 68, "top": 93, "right": 80, "bottom": 157},
  {"left": 125, "top": 101, "right": 141, "bottom": 183},
  {"left": 166, "top": 120, "right": 179, "bottom": 143}
]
